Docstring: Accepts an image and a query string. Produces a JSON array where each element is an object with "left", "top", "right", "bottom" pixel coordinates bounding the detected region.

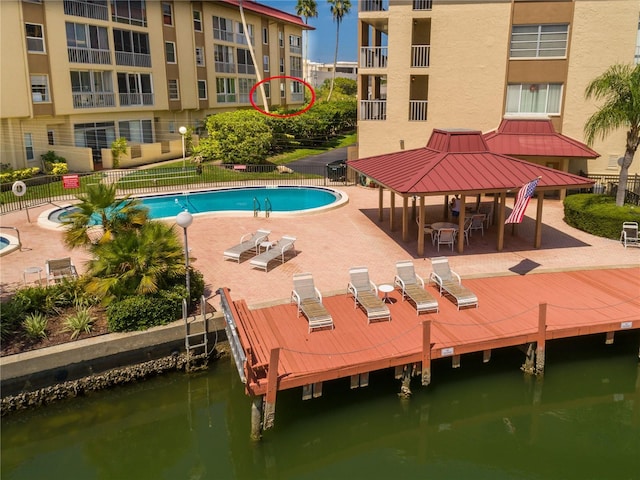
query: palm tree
[
  {"left": 239, "top": 0, "right": 269, "bottom": 113},
  {"left": 584, "top": 63, "right": 640, "bottom": 206},
  {"left": 85, "top": 221, "right": 186, "bottom": 303},
  {"left": 296, "top": 0, "right": 318, "bottom": 82},
  {"left": 62, "top": 183, "right": 148, "bottom": 248},
  {"left": 326, "top": 0, "right": 351, "bottom": 102}
]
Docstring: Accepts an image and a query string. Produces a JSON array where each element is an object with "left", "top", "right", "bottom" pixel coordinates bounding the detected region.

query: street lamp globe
[
  {"left": 178, "top": 125, "right": 187, "bottom": 136},
  {"left": 176, "top": 210, "right": 193, "bottom": 229}
]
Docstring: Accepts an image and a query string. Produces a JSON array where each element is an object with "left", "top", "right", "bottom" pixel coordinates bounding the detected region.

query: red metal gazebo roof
[
  {"left": 483, "top": 118, "right": 600, "bottom": 158},
  {"left": 220, "top": 0, "right": 313, "bottom": 29},
  {"left": 347, "top": 129, "right": 594, "bottom": 195}
]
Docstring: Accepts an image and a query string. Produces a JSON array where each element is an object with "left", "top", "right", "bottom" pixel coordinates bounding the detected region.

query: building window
[
  {"left": 66, "top": 22, "right": 111, "bottom": 63},
  {"left": 195, "top": 46, "right": 205, "bottom": 66},
  {"left": 290, "top": 56, "right": 302, "bottom": 78},
  {"left": 262, "top": 27, "right": 268, "bottom": 44},
  {"left": 24, "top": 133, "right": 34, "bottom": 161},
  {"left": 235, "top": 22, "right": 254, "bottom": 45},
  {"left": 238, "top": 78, "right": 255, "bottom": 103},
  {"left": 112, "top": 0, "right": 147, "bottom": 27},
  {"left": 168, "top": 79, "right": 179, "bottom": 100},
  {"left": 165, "top": 41, "right": 176, "bottom": 63},
  {"left": 117, "top": 72, "right": 153, "bottom": 106},
  {"left": 279, "top": 57, "right": 285, "bottom": 74},
  {"left": 263, "top": 55, "right": 269, "bottom": 72},
  {"left": 213, "top": 16, "right": 233, "bottom": 42},
  {"left": 30, "top": 75, "right": 50, "bottom": 102},
  {"left": 280, "top": 82, "right": 285, "bottom": 98},
  {"left": 237, "top": 48, "right": 255, "bottom": 74},
  {"left": 278, "top": 31, "right": 284, "bottom": 48},
  {"left": 162, "top": 2, "right": 173, "bottom": 26},
  {"left": 214, "top": 44, "right": 235, "bottom": 73},
  {"left": 510, "top": 24, "right": 569, "bottom": 58},
  {"left": 25, "top": 23, "right": 45, "bottom": 53},
  {"left": 289, "top": 35, "right": 301, "bottom": 54},
  {"left": 506, "top": 83, "right": 562, "bottom": 115},
  {"left": 216, "top": 78, "right": 235, "bottom": 103},
  {"left": 48, "top": 130, "right": 55, "bottom": 145},
  {"left": 193, "top": 10, "right": 202, "bottom": 31},
  {"left": 198, "top": 79, "right": 207, "bottom": 100},
  {"left": 263, "top": 82, "right": 270, "bottom": 99},
  {"left": 70, "top": 70, "right": 115, "bottom": 108},
  {"left": 118, "top": 119, "right": 153, "bottom": 143},
  {"left": 113, "top": 29, "right": 151, "bottom": 67}
]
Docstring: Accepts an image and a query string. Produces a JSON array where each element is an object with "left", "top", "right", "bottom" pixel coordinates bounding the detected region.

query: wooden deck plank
[{"left": 228, "top": 268, "right": 640, "bottom": 396}]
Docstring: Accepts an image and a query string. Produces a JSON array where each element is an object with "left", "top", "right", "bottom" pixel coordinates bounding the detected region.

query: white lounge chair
[
  {"left": 347, "top": 266, "right": 391, "bottom": 323},
  {"left": 393, "top": 260, "right": 439, "bottom": 315},
  {"left": 223, "top": 229, "right": 271, "bottom": 263},
  {"left": 429, "top": 256, "right": 478, "bottom": 310},
  {"left": 620, "top": 222, "right": 639, "bottom": 248},
  {"left": 249, "top": 236, "right": 296, "bottom": 272},
  {"left": 45, "top": 257, "right": 78, "bottom": 285},
  {"left": 291, "top": 273, "right": 334, "bottom": 333}
]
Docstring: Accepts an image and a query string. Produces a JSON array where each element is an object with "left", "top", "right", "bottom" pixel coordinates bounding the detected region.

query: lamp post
[
  {"left": 178, "top": 125, "right": 187, "bottom": 170},
  {"left": 176, "top": 210, "right": 193, "bottom": 303}
]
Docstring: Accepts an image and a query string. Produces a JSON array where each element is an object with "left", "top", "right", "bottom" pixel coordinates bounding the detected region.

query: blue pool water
[
  {"left": 50, "top": 186, "right": 342, "bottom": 223},
  {"left": 0, "top": 237, "right": 9, "bottom": 250}
]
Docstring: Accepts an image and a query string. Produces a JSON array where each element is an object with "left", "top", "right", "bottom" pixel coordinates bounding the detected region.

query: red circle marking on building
[{"left": 249, "top": 76, "right": 316, "bottom": 118}]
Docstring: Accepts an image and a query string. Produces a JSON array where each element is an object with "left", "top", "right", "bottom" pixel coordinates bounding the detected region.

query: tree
[
  {"left": 110, "top": 137, "right": 128, "bottom": 169},
  {"left": 326, "top": 0, "right": 351, "bottom": 102},
  {"left": 296, "top": 0, "right": 318, "bottom": 81},
  {"left": 321, "top": 77, "right": 357, "bottom": 96},
  {"left": 62, "top": 183, "right": 148, "bottom": 248},
  {"left": 85, "top": 221, "right": 186, "bottom": 303},
  {"left": 584, "top": 63, "right": 640, "bottom": 206}
]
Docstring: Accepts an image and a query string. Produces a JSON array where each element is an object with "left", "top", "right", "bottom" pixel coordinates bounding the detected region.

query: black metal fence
[
  {"left": 585, "top": 173, "right": 640, "bottom": 206},
  {"left": 0, "top": 162, "right": 354, "bottom": 216}
]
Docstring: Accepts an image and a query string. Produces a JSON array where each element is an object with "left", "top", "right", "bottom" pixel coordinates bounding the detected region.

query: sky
[{"left": 259, "top": 0, "right": 358, "bottom": 63}]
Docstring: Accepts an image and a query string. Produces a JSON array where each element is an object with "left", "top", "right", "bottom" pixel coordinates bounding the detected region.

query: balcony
[
  {"left": 289, "top": 45, "right": 302, "bottom": 55},
  {"left": 360, "top": 47, "right": 388, "bottom": 69},
  {"left": 115, "top": 51, "right": 151, "bottom": 68},
  {"left": 413, "top": 0, "right": 433, "bottom": 10},
  {"left": 63, "top": 0, "right": 108, "bottom": 21},
  {"left": 119, "top": 93, "right": 154, "bottom": 106},
  {"left": 290, "top": 69, "right": 303, "bottom": 79},
  {"left": 237, "top": 64, "right": 256, "bottom": 75},
  {"left": 411, "top": 45, "right": 430, "bottom": 67},
  {"left": 291, "top": 92, "right": 304, "bottom": 103},
  {"left": 217, "top": 93, "right": 236, "bottom": 103},
  {"left": 360, "top": 0, "right": 388, "bottom": 12},
  {"left": 409, "top": 100, "right": 428, "bottom": 121},
  {"left": 72, "top": 92, "right": 115, "bottom": 109},
  {"left": 68, "top": 47, "right": 111, "bottom": 65},
  {"left": 215, "top": 62, "right": 236, "bottom": 73},
  {"left": 360, "top": 100, "right": 387, "bottom": 121}
]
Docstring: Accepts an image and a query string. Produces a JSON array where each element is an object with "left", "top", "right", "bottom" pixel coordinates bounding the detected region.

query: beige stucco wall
[
  {"left": 563, "top": 0, "right": 639, "bottom": 176},
  {"left": 0, "top": 1, "right": 31, "bottom": 120}
]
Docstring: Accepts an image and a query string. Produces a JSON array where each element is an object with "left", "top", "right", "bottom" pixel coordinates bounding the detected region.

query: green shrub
[
  {"left": 106, "top": 286, "right": 185, "bottom": 332},
  {"left": 0, "top": 298, "right": 28, "bottom": 340},
  {"left": 49, "top": 162, "right": 69, "bottom": 175},
  {"left": 64, "top": 307, "right": 94, "bottom": 340},
  {"left": 0, "top": 167, "right": 41, "bottom": 183},
  {"left": 23, "top": 313, "right": 48, "bottom": 340},
  {"left": 564, "top": 194, "right": 640, "bottom": 239}
]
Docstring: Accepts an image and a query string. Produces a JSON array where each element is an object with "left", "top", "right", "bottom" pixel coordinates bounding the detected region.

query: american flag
[{"left": 505, "top": 178, "right": 540, "bottom": 224}]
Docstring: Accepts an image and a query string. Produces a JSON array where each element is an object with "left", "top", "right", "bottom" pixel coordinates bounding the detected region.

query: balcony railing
[
  {"left": 63, "top": 0, "right": 108, "bottom": 21},
  {"left": 360, "top": 0, "right": 388, "bottom": 12},
  {"left": 289, "top": 45, "right": 302, "bottom": 55},
  {"left": 67, "top": 47, "right": 111, "bottom": 65},
  {"left": 115, "top": 51, "right": 151, "bottom": 68},
  {"left": 217, "top": 93, "right": 236, "bottom": 103},
  {"left": 413, "top": 0, "right": 433, "bottom": 10},
  {"left": 291, "top": 92, "right": 304, "bottom": 103},
  {"left": 411, "top": 45, "right": 430, "bottom": 67},
  {"left": 360, "top": 100, "right": 387, "bottom": 121},
  {"left": 72, "top": 92, "right": 115, "bottom": 109},
  {"left": 214, "top": 29, "right": 234, "bottom": 42},
  {"left": 119, "top": 93, "right": 154, "bottom": 106},
  {"left": 235, "top": 33, "right": 255, "bottom": 46},
  {"left": 409, "top": 100, "right": 428, "bottom": 121},
  {"left": 290, "top": 69, "right": 303, "bottom": 79},
  {"left": 360, "top": 46, "right": 388, "bottom": 69},
  {"left": 237, "top": 64, "right": 256, "bottom": 75},
  {"left": 215, "top": 62, "right": 236, "bottom": 73}
]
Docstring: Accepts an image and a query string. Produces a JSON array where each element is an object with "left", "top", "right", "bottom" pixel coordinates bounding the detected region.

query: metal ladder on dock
[{"left": 183, "top": 296, "right": 209, "bottom": 371}]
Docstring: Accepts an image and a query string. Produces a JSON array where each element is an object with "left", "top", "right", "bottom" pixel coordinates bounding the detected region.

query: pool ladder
[
  {"left": 183, "top": 296, "right": 210, "bottom": 372},
  {"left": 253, "top": 197, "right": 272, "bottom": 218}
]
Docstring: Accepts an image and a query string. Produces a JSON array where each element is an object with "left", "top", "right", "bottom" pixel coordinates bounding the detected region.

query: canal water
[{"left": 2, "top": 332, "right": 639, "bottom": 480}]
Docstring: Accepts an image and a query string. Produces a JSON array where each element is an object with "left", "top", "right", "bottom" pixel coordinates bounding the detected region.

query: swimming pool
[
  {"left": 0, "top": 234, "right": 21, "bottom": 256},
  {"left": 39, "top": 186, "right": 347, "bottom": 228}
]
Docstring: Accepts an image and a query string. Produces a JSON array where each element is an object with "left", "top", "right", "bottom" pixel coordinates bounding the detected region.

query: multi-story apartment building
[
  {"left": 304, "top": 59, "right": 358, "bottom": 89},
  {"left": 357, "top": 0, "right": 640, "bottom": 176},
  {"left": 0, "top": 0, "right": 310, "bottom": 171}
]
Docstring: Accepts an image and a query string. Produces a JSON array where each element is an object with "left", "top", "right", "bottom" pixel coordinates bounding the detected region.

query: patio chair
[
  {"left": 45, "top": 257, "right": 78, "bottom": 285},
  {"left": 223, "top": 229, "right": 271, "bottom": 263},
  {"left": 620, "top": 222, "right": 639, "bottom": 248},
  {"left": 291, "top": 273, "right": 334, "bottom": 333},
  {"left": 416, "top": 217, "right": 437, "bottom": 246},
  {"left": 461, "top": 217, "right": 472, "bottom": 246},
  {"left": 437, "top": 228, "right": 456, "bottom": 251},
  {"left": 347, "top": 266, "right": 391, "bottom": 323},
  {"left": 429, "top": 256, "right": 479, "bottom": 310},
  {"left": 470, "top": 214, "right": 486, "bottom": 236},
  {"left": 393, "top": 260, "right": 439, "bottom": 315},
  {"left": 478, "top": 202, "right": 494, "bottom": 227},
  {"left": 249, "top": 236, "right": 297, "bottom": 272}
]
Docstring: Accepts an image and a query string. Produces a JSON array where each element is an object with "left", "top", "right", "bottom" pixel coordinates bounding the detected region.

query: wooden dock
[{"left": 219, "top": 267, "right": 640, "bottom": 439}]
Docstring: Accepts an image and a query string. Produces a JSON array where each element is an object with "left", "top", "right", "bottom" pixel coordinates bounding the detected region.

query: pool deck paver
[{"left": 1, "top": 185, "right": 639, "bottom": 307}]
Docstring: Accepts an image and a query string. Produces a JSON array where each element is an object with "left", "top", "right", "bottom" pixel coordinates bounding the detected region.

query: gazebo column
[
  {"left": 402, "top": 196, "right": 409, "bottom": 241},
  {"left": 417, "top": 196, "right": 425, "bottom": 257},
  {"left": 378, "top": 186, "right": 384, "bottom": 221},
  {"left": 534, "top": 192, "right": 544, "bottom": 248},
  {"left": 497, "top": 191, "right": 506, "bottom": 251},
  {"left": 389, "top": 191, "right": 396, "bottom": 231},
  {"left": 443, "top": 195, "right": 450, "bottom": 220},
  {"left": 457, "top": 194, "right": 467, "bottom": 253}
]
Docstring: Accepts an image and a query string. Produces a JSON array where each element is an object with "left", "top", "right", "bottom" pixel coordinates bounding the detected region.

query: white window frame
[
  {"left": 195, "top": 46, "right": 205, "bottom": 67},
  {"left": 262, "top": 27, "right": 268, "bottom": 45},
  {"left": 26, "top": 23, "right": 45, "bottom": 53},
  {"left": 263, "top": 54, "right": 269, "bottom": 72},
  {"left": 162, "top": 2, "right": 173, "bottom": 27},
  {"left": 278, "top": 31, "right": 284, "bottom": 48},
  {"left": 48, "top": 130, "right": 55, "bottom": 146},
  {"left": 280, "top": 82, "right": 285, "bottom": 98},
  {"left": 168, "top": 79, "right": 179, "bottom": 100},
  {"left": 165, "top": 41, "right": 176, "bottom": 63},
  {"left": 213, "top": 16, "right": 234, "bottom": 42},
  {"left": 263, "top": 82, "right": 270, "bottom": 99},
  {"left": 505, "top": 83, "right": 563, "bottom": 115},
  {"left": 216, "top": 78, "right": 236, "bottom": 103},
  {"left": 24, "top": 133, "right": 34, "bottom": 161},
  {"left": 193, "top": 10, "right": 202, "bottom": 32},
  {"left": 198, "top": 79, "right": 207, "bottom": 100},
  {"left": 118, "top": 119, "right": 153, "bottom": 143},
  {"left": 279, "top": 57, "right": 285, "bottom": 74},
  {"left": 238, "top": 77, "right": 255, "bottom": 103},
  {"left": 30, "top": 74, "right": 50, "bottom": 103},
  {"left": 510, "top": 24, "right": 569, "bottom": 59}
]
